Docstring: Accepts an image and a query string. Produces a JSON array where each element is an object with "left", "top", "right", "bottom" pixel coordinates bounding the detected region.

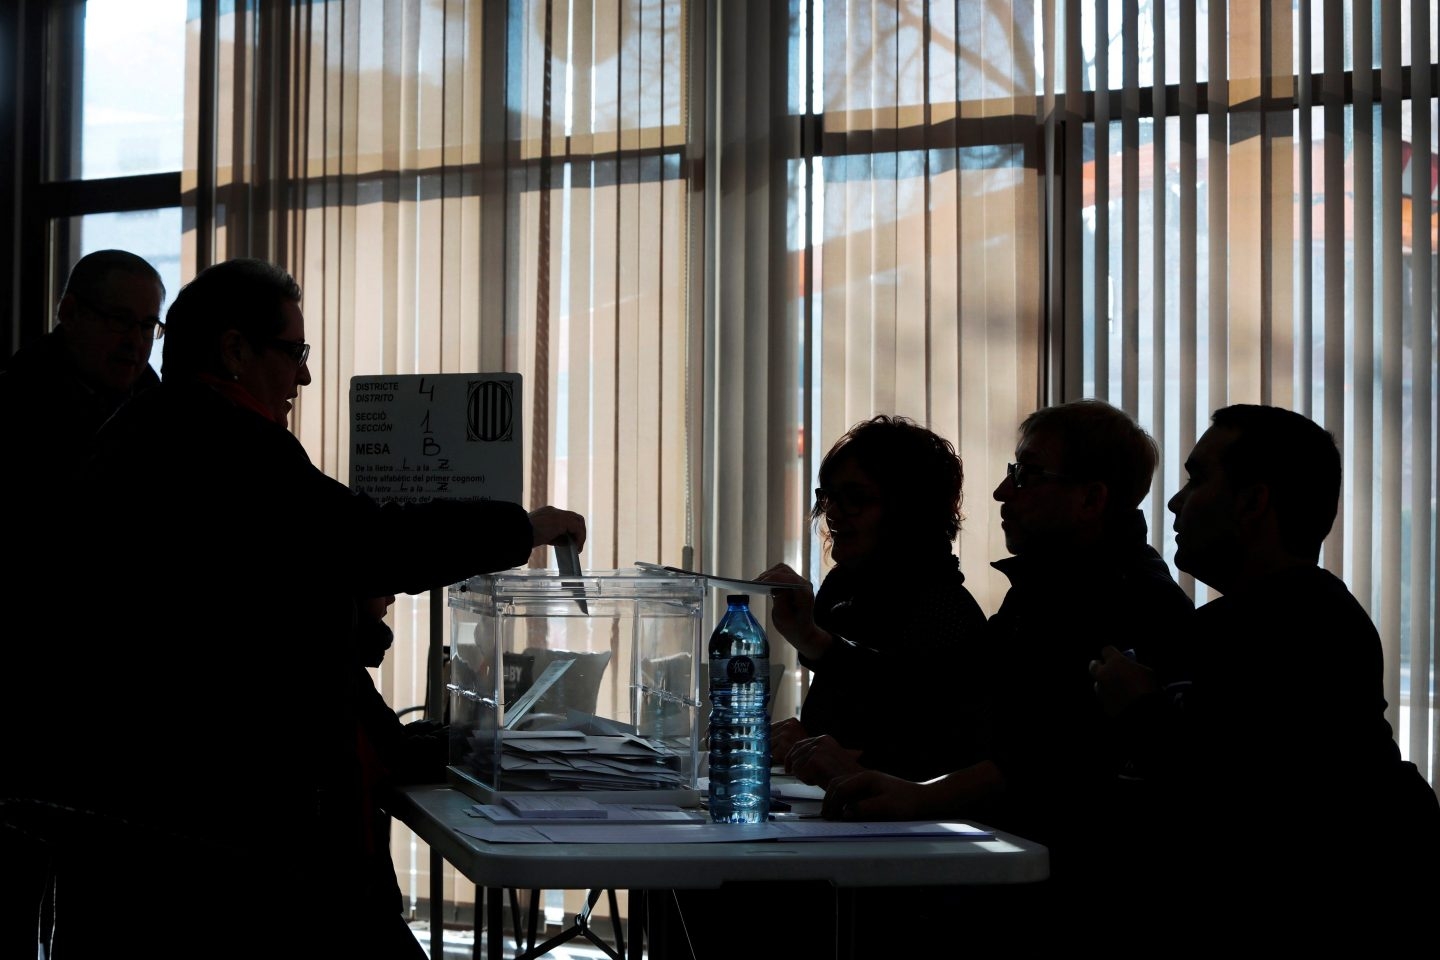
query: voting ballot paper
[{"left": 555, "top": 535, "right": 588, "bottom": 615}]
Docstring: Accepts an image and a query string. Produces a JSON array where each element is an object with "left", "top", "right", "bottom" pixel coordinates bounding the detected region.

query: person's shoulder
[
  {"left": 886, "top": 551, "right": 984, "bottom": 609},
  {"left": 1121, "top": 543, "right": 1192, "bottom": 603},
  {"left": 938, "top": 557, "right": 989, "bottom": 621},
  {"left": 2, "top": 329, "right": 65, "bottom": 375},
  {"left": 1274, "top": 565, "right": 1375, "bottom": 633},
  {"left": 1200, "top": 565, "right": 1377, "bottom": 653},
  {"left": 132, "top": 364, "right": 161, "bottom": 395},
  {"left": 1, "top": 333, "right": 76, "bottom": 400}
]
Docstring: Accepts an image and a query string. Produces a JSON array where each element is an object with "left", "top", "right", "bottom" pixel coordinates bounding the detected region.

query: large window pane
[{"left": 80, "top": 0, "right": 186, "bottom": 179}]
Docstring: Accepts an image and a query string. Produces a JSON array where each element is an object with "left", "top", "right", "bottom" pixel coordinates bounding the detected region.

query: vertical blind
[{"left": 177, "top": 0, "right": 1437, "bottom": 905}]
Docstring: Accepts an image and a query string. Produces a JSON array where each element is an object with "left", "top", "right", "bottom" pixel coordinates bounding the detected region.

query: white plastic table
[{"left": 389, "top": 784, "right": 1049, "bottom": 959}]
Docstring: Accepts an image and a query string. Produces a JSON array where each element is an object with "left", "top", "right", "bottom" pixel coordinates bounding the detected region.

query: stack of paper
[
  {"left": 501, "top": 795, "right": 608, "bottom": 818},
  {"left": 470, "top": 800, "right": 704, "bottom": 824},
  {"left": 469, "top": 726, "right": 690, "bottom": 792}
]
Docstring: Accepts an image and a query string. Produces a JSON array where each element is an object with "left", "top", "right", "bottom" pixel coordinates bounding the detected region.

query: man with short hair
[
  {"left": 0, "top": 249, "right": 164, "bottom": 959},
  {"left": 0, "top": 249, "right": 165, "bottom": 486},
  {"left": 1092, "top": 404, "right": 1440, "bottom": 929}
]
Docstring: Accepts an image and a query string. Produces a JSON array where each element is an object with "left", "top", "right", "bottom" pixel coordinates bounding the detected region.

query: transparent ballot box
[{"left": 447, "top": 567, "right": 706, "bottom": 805}]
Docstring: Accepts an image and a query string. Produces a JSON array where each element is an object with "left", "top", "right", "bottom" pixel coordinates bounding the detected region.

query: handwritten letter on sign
[{"left": 348, "top": 373, "right": 523, "bottom": 504}]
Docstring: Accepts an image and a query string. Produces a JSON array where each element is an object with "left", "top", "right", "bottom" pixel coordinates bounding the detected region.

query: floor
[{"left": 408, "top": 919, "right": 629, "bottom": 960}]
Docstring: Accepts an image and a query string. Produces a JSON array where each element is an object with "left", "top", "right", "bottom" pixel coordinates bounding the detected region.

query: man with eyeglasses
[
  {"left": 16, "top": 257, "right": 588, "bottom": 958},
  {"left": 0, "top": 248, "right": 165, "bottom": 482},
  {"left": 818, "top": 399, "right": 1193, "bottom": 937},
  {"left": 1, "top": 248, "right": 164, "bottom": 960}
]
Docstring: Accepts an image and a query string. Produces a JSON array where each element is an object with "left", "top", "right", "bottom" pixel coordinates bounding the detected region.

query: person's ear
[
  {"left": 1235, "top": 481, "right": 1271, "bottom": 532},
  {"left": 219, "top": 328, "right": 250, "bottom": 380}
]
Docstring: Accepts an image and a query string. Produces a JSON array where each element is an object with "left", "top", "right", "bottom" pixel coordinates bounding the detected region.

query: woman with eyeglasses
[
  {"left": 756, "top": 415, "right": 989, "bottom": 787},
  {"left": 34, "top": 258, "right": 586, "bottom": 959}
]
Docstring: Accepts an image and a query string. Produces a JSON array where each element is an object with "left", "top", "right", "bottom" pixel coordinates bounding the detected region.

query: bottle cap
[{"left": 727, "top": 594, "right": 749, "bottom": 604}]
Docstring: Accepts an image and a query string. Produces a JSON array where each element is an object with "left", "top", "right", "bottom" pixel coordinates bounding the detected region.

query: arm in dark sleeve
[
  {"left": 302, "top": 463, "right": 535, "bottom": 596},
  {"left": 798, "top": 581, "right": 991, "bottom": 781}
]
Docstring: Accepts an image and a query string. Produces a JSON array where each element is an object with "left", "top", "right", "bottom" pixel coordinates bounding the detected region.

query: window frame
[{"left": 3, "top": 0, "right": 186, "bottom": 350}]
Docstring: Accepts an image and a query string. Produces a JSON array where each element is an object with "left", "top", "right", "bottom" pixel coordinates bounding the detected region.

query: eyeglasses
[
  {"left": 1005, "top": 462, "right": 1072, "bottom": 489},
  {"left": 76, "top": 297, "right": 165, "bottom": 341},
  {"left": 814, "top": 486, "right": 882, "bottom": 515},
  {"left": 267, "top": 338, "right": 311, "bottom": 366}
]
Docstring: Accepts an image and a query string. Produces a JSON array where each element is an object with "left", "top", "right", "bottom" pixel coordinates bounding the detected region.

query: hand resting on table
[{"left": 783, "top": 733, "right": 864, "bottom": 788}]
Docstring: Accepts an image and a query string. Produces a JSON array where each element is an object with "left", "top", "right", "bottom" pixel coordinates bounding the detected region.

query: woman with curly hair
[{"left": 759, "top": 414, "right": 988, "bottom": 784}]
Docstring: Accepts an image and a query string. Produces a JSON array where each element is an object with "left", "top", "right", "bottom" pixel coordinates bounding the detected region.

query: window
[
  {"left": 12, "top": 0, "right": 186, "bottom": 369},
  {"left": 5, "top": 0, "right": 1435, "bottom": 926}
]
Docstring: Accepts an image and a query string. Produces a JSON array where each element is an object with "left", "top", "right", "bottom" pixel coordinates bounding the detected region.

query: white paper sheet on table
[
  {"left": 771, "top": 781, "right": 826, "bottom": 800},
  {"left": 471, "top": 803, "right": 705, "bottom": 825},
  {"left": 456, "top": 818, "right": 995, "bottom": 844}
]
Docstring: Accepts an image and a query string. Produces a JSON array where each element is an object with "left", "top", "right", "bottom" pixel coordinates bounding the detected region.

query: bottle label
[{"left": 712, "top": 656, "right": 769, "bottom": 685}]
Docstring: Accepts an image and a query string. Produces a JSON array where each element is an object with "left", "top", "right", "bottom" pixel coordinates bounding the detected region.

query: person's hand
[
  {"left": 403, "top": 718, "right": 446, "bottom": 738},
  {"left": 770, "top": 717, "right": 810, "bottom": 767},
  {"left": 754, "top": 563, "right": 829, "bottom": 660},
  {"left": 784, "top": 734, "right": 863, "bottom": 788},
  {"left": 1089, "top": 645, "right": 1158, "bottom": 717},
  {"left": 528, "top": 506, "right": 587, "bottom": 551},
  {"left": 821, "top": 769, "right": 929, "bottom": 821}
]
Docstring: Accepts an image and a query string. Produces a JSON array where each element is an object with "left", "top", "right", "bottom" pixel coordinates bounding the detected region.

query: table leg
[
  {"left": 488, "top": 886, "right": 505, "bottom": 960},
  {"left": 627, "top": 890, "right": 647, "bottom": 960},
  {"left": 836, "top": 888, "right": 855, "bottom": 960},
  {"left": 473, "top": 884, "right": 483, "bottom": 958},
  {"left": 429, "top": 845, "right": 443, "bottom": 960}
]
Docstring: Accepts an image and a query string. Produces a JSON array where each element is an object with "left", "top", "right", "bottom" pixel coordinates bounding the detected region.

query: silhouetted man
[
  {"left": 1093, "top": 404, "right": 1440, "bottom": 936},
  {"left": 0, "top": 249, "right": 164, "bottom": 493},
  {"left": 1, "top": 249, "right": 163, "bottom": 960}
]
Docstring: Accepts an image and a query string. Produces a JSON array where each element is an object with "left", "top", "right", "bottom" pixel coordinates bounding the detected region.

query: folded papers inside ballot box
[{"left": 447, "top": 567, "right": 706, "bottom": 805}]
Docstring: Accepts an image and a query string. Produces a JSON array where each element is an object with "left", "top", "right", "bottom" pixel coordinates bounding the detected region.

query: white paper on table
[
  {"left": 494, "top": 820, "right": 999, "bottom": 844},
  {"left": 771, "top": 781, "right": 826, "bottom": 800},
  {"left": 454, "top": 821, "right": 552, "bottom": 843},
  {"left": 770, "top": 821, "right": 995, "bottom": 841},
  {"left": 473, "top": 803, "right": 705, "bottom": 825}
]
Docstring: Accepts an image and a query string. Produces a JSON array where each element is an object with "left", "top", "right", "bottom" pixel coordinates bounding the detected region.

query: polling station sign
[{"left": 348, "top": 373, "right": 522, "bottom": 504}]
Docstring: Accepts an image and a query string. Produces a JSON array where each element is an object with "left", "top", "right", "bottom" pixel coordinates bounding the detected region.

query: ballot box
[{"left": 446, "top": 567, "right": 706, "bottom": 805}]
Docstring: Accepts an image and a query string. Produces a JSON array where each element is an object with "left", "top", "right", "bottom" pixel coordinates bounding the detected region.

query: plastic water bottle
[{"left": 707, "top": 594, "right": 771, "bottom": 823}]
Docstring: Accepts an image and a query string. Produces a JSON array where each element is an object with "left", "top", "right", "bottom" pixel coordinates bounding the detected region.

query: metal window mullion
[
  {"left": 196, "top": 0, "right": 218, "bottom": 269},
  {"left": 1092, "top": 0, "right": 1109, "bottom": 402}
]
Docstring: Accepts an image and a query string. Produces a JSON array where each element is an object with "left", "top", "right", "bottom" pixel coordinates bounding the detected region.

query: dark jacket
[
  {"left": 982, "top": 511, "right": 1194, "bottom": 880},
  {"left": 799, "top": 551, "right": 989, "bottom": 781},
  {"left": 1126, "top": 565, "right": 1440, "bottom": 913},
  {"left": 11, "top": 380, "right": 534, "bottom": 932},
  {"left": 0, "top": 325, "right": 159, "bottom": 503}
]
